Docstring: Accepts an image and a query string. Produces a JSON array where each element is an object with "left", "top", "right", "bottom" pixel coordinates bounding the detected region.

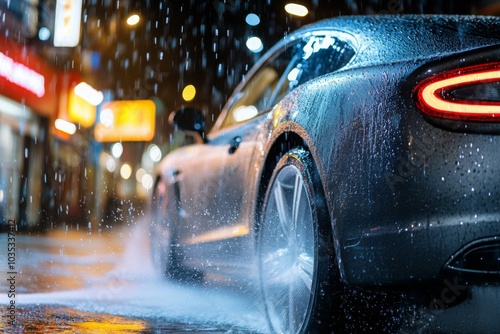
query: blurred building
[
  {"left": 0, "top": 1, "right": 93, "bottom": 231},
  {"left": 0, "top": 4, "right": 57, "bottom": 230}
]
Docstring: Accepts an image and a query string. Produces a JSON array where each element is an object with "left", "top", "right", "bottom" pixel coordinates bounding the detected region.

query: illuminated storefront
[{"left": 0, "top": 35, "right": 59, "bottom": 229}]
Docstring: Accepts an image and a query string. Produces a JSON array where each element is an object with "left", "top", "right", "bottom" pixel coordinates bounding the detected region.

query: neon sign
[
  {"left": 0, "top": 52, "right": 45, "bottom": 97},
  {"left": 54, "top": 0, "right": 83, "bottom": 47}
]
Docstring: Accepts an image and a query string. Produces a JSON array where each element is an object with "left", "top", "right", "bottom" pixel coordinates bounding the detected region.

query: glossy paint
[{"left": 156, "top": 15, "right": 500, "bottom": 287}]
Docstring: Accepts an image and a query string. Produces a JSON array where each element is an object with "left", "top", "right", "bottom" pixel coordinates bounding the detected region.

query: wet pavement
[
  {"left": 1, "top": 215, "right": 499, "bottom": 333},
  {"left": 0, "top": 217, "right": 266, "bottom": 333},
  {"left": 2, "top": 305, "right": 252, "bottom": 333}
]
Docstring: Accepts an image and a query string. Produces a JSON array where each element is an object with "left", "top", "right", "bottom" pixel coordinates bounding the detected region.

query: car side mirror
[{"left": 169, "top": 107, "right": 207, "bottom": 143}]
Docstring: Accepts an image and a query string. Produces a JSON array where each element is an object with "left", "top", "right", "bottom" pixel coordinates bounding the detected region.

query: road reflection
[
  {"left": 11, "top": 228, "right": 126, "bottom": 293},
  {"left": 0, "top": 217, "right": 266, "bottom": 333},
  {"left": 1, "top": 306, "right": 148, "bottom": 333}
]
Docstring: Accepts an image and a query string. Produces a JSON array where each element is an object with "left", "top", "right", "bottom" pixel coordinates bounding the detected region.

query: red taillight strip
[{"left": 415, "top": 62, "right": 500, "bottom": 121}]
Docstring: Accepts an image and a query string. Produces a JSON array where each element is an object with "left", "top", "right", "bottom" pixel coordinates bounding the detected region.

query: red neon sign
[
  {"left": 0, "top": 52, "right": 45, "bottom": 97},
  {"left": 0, "top": 36, "right": 58, "bottom": 118}
]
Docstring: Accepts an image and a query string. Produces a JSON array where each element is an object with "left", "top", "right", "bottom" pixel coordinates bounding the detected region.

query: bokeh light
[
  {"left": 245, "top": 13, "right": 260, "bottom": 26},
  {"left": 246, "top": 37, "right": 263, "bottom": 53},
  {"left": 284, "top": 3, "right": 309, "bottom": 17},
  {"left": 182, "top": 85, "right": 196, "bottom": 102},
  {"left": 111, "top": 143, "right": 123, "bottom": 159},
  {"left": 127, "top": 14, "right": 140, "bottom": 26},
  {"left": 120, "top": 163, "right": 132, "bottom": 180}
]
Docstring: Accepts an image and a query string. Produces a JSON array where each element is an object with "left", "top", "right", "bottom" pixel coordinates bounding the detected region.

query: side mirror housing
[{"left": 169, "top": 107, "right": 207, "bottom": 143}]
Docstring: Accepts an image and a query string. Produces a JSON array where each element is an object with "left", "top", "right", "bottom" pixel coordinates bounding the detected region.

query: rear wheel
[{"left": 258, "top": 148, "right": 340, "bottom": 333}]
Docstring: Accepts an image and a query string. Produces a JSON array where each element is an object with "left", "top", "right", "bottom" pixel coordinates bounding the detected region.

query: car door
[{"left": 176, "top": 42, "right": 303, "bottom": 266}]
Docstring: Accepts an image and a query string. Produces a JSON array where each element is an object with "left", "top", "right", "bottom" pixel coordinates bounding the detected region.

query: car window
[
  {"left": 284, "top": 34, "right": 356, "bottom": 94},
  {"left": 220, "top": 42, "right": 301, "bottom": 129},
  {"left": 219, "top": 33, "right": 355, "bottom": 129}
]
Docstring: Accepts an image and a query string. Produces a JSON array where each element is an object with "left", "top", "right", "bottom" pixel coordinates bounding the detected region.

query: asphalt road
[
  {"left": 1, "top": 214, "right": 499, "bottom": 333},
  {"left": 0, "top": 216, "right": 266, "bottom": 333}
]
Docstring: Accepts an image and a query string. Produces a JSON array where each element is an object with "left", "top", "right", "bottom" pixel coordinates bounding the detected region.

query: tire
[
  {"left": 150, "top": 179, "right": 203, "bottom": 282},
  {"left": 258, "top": 148, "right": 341, "bottom": 333},
  {"left": 150, "top": 181, "right": 179, "bottom": 279}
]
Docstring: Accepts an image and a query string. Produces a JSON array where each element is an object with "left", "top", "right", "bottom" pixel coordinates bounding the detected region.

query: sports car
[{"left": 151, "top": 15, "right": 500, "bottom": 333}]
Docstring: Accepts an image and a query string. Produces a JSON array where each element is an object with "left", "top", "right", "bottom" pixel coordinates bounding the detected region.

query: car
[{"left": 150, "top": 15, "right": 500, "bottom": 333}]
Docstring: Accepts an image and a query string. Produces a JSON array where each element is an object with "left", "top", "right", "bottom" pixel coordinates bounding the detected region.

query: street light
[
  {"left": 284, "top": 3, "right": 309, "bottom": 17},
  {"left": 246, "top": 36, "right": 263, "bottom": 53},
  {"left": 126, "top": 14, "right": 140, "bottom": 26}
]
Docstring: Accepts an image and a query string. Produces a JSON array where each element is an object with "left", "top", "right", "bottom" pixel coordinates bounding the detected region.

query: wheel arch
[
  {"left": 255, "top": 131, "right": 307, "bottom": 229},
  {"left": 255, "top": 131, "right": 345, "bottom": 332},
  {"left": 253, "top": 121, "right": 347, "bottom": 278}
]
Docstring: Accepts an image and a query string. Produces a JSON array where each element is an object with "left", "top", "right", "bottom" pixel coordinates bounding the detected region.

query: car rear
[{"left": 312, "top": 17, "right": 500, "bottom": 285}]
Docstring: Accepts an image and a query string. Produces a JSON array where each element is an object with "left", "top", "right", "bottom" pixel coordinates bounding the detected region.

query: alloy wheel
[{"left": 259, "top": 163, "right": 317, "bottom": 333}]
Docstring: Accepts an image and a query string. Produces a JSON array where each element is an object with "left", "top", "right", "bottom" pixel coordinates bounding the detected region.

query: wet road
[
  {"left": 1, "top": 216, "right": 499, "bottom": 333},
  {"left": 0, "top": 217, "right": 267, "bottom": 333}
]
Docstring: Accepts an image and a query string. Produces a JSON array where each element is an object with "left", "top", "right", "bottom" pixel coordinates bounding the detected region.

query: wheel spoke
[
  {"left": 273, "top": 181, "right": 289, "bottom": 237},
  {"left": 291, "top": 173, "right": 303, "bottom": 233},
  {"left": 288, "top": 284, "right": 294, "bottom": 332},
  {"left": 297, "top": 253, "right": 314, "bottom": 290}
]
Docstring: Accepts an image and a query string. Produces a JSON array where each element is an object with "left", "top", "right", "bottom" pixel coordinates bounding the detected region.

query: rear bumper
[
  {"left": 337, "top": 104, "right": 500, "bottom": 286},
  {"left": 342, "top": 213, "right": 500, "bottom": 285}
]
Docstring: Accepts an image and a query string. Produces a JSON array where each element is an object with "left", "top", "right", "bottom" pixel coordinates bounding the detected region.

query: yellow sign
[
  {"left": 68, "top": 89, "right": 96, "bottom": 127},
  {"left": 94, "top": 100, "right": 156, "bottom": 142}
]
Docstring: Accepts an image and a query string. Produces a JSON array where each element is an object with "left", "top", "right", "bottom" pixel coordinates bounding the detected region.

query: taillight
[{"left": 415, "top": 62, "right": 500, "bottom": 121}]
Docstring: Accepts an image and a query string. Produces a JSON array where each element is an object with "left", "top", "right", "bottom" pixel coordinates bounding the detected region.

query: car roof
[
  {"left": 264, "top": 15, "right": 500, "bottom": 67},
  {"left": 212, "top": 15, "right": 500, "bottom": 134}
]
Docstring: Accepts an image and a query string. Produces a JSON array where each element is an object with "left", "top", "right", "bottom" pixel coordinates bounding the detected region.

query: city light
[
  {"left": 105, "top": 158, "right": 116, "bottom": 172},
  {"left": 111, "top": 142, "right": 123, "bottom": 158},
  {"left": 74, "top": 82, "right": 104, "bottom": 106},
  {"left": 94, "top": 100, "right": 156, "bottom": 142},
  {"left": 127, "top": 14, "right": 140, "bottom": 26},
  {"left": 182, "top": 84, "right": 196, "bottom": 102},
  {"left": 54, "top": 0, "right": 83, "bottom": 47},
  {"left": 0, "top": 52, "right": 45, "bottom": 97},
  {"left": 99, "top": 108, "right": 114, "bottom": 128},
  {"left": 245, "top": 13, "right": 260, "bottom": 26},
  {"left": 246, "top": 36, "right": 263, "bottom": 53},
  {"left": 284, "top": 3, "right": 309, "bottom": 17},
  {"left": 120, "top": 163, "right": 132, "bottom": 180},
  {"left": 54, "top": 118, "right": 77, "bottom": 135},
  {"left": 141, "top": 173, "right": 154, "bottom": 189},
  {"left": 135, "top": 168, "right": 146, "bottom": 182},
  {"left": 38, "top": 27, "right": 51, "bottom": 41},
  {"left": 148, "top": 144, "right": 162, "bottom": 162}
]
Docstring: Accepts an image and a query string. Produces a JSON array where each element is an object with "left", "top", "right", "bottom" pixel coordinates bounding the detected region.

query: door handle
[{"left": 228, "top": 136, "right": 242, "bottom": 154}]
